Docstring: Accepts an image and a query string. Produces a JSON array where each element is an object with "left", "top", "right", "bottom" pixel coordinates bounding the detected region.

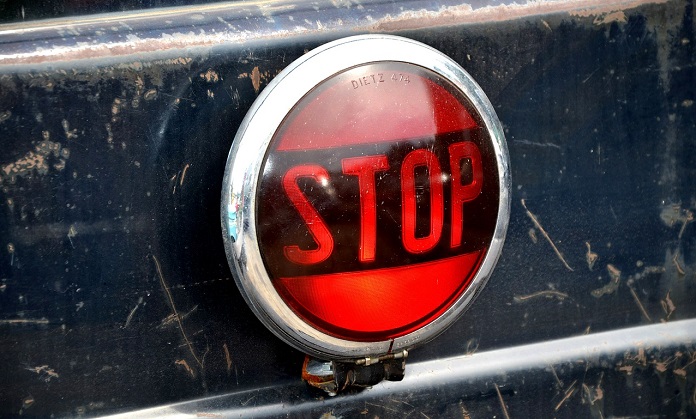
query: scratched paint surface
[{"left": 0, "top": 0, "right": 694, "bottom": 417}]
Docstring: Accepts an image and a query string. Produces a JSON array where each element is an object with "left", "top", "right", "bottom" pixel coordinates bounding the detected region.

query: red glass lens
[{"left": 257, "top": 62, "right": 499, "bottom": 341}]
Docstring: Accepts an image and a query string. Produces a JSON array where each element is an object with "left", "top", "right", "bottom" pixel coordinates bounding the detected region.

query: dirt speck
[
  {"left": 528, "top": 228, "right": 538, "bottom": 243},
  {"left": 661, "top": 291, "right": 676, "bottom": 320},
  {"left": 62, "top": 119, "right": 78, "bottom": 139},
  {"left": 514, "top": 290, "right": 568, "bottom": 303},
  {"left": 591, "top": 264, "right": 621, "bottom": 297},
  {"left": 144, "top": 89, "right": 158, "bottom": 101},
  {"left": 585, "top": 242, "right": 598, "bottom": 270},
  {"left": 19, "top": 395, "right": 35, "bottom": 415},
  {"left": 26, "top": 365, "right": 59, "bottom": 382},
  {"left": 175, "top": 359, "right": 196, "bottom": 378},
  {"left": 223, "top": 343, "right": 232, "bottom": 374}
]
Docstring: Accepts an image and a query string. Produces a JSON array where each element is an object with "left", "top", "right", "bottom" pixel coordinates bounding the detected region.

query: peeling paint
[
  {"left": 0, "top": 138, "right": 69, "bottom": 184},
  {"left": 591, "top": 10, "right": 627, "bottom": 25},
  {"left": 238, "top": 66, "right": 280, "bottom": 95},
  {"left": 201, "top": 69, "right": 219, "bottom": 83}
]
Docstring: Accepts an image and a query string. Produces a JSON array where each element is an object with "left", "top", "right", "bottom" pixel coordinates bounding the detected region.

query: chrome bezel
[{"left": 221, "top": 35, "right": 510, "bottom": 360}]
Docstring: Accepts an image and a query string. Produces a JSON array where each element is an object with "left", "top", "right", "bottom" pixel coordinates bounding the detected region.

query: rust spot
[
  {"left": 302, "top": 355, "right": 337, "bottom": 395},
  {"left": 250, "top": 66, "right": 261, "bottom": 94}
]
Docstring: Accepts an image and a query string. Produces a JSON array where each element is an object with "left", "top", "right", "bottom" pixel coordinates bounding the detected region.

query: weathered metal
[{"left": 0, "top": 0, "right": 693, "bottom": 416}]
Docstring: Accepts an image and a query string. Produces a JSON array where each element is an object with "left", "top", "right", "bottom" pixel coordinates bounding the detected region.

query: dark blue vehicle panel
[{"left": 0, "top": 0, "right": 694, "bottom": 416}]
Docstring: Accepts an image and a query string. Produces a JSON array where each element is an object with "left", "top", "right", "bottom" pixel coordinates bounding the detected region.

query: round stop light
[{"left": 221, "top": 35, "right": 510, "bottom": 360}]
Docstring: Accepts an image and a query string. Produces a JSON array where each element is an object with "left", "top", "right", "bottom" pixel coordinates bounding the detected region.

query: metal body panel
[
  {"left": 0, "top": 0, "right": 694, "bottom": 416},
  {"left": 106, "top": 320, "right": 696, "bottom": 418}
]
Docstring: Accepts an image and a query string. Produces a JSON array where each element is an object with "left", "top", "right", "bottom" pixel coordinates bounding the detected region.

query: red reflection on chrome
[
  {"left": 449, "top": 141, "right": 484, "bottom": 248},
  {"left": 275, "top": 251, "right": 484, "bottom": 339},
  {"left": 401, "top": 149, "right": 444, "bottom": 254},
  {"left": 282, "top": 165, "right": 334, "bottom": 265},
  {"left": 342, "top": 155, "right": 390, "bottom": 262}
]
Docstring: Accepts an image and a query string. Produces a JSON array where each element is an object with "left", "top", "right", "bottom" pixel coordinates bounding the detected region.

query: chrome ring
[{"left": 221, "top": 34, "right": 510, "bottom": 360}]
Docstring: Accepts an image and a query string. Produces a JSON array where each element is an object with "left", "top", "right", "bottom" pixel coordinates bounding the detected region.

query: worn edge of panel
[
  {"left": 0, "top": 0, "right": 670, "bottom": 71},
  {"left": 100, "top": 318, "right": 696, "bottom": 417}
]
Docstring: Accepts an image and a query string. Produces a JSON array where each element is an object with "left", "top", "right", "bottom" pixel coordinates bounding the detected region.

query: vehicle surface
[{"left": 0, "top": 0, "right": 695, "bottom": 417}]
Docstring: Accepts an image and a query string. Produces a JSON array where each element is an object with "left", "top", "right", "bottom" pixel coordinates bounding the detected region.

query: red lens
[{"left": 257, "top": 62, "right": 499, "bottom": 341}]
